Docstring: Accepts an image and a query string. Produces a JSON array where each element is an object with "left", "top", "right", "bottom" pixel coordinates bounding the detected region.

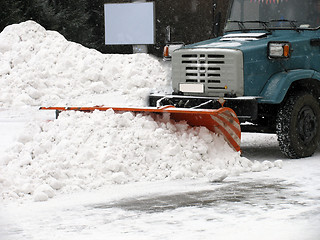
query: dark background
[{"left": 0, "top": 0, "right": 230, "bottom": 57}]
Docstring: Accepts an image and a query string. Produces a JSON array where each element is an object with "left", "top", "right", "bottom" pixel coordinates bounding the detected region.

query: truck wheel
[{"left": 276, "top": 92, "right": 320, "bottom": 158}]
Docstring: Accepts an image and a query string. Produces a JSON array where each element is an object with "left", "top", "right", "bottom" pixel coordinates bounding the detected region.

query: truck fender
[{"left": 258, "top": 69, "right": 317, "bottom": 104}]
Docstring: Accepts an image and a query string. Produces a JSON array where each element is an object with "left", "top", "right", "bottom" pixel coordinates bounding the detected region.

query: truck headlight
[{"left": 268, "top": 42, "right": 291, "bottom": 59}]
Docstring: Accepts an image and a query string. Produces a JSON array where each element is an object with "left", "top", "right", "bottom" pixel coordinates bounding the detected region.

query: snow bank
[
  {"left": 0, "top": 21, "right": 281, "bottom": 202},
  {"left": 0, "top": 110, "right": 280, "bottom": 202},
  {"left": 0, "top": 21, "right": 169, "bottom": 108}
]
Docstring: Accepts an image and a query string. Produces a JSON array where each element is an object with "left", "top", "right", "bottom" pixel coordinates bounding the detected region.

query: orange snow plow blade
[{"left": 40, "top": 106, "right": 241, "bottom": 152}]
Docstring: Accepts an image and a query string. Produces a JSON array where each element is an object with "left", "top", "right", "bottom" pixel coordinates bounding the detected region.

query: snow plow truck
[
  {"left": 42, "top": 0, "right": 320, "bottom": 159},
  {"left": 149, "top": 0, "right": 320, "bottom": 159}
]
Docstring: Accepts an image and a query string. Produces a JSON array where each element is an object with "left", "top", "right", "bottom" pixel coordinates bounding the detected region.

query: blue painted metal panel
[
  {"left": 259, "top": 70, "right": 315, "bottom": 104},
  {"left": 183, "top": 29, "right": 320, "bottom": 103}
]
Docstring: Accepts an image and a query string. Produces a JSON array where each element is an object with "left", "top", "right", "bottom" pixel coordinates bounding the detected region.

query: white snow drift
[
  {"left": 0, "top": 21, "right": 281, "bottom": 202},
  {"left": 0, "top": 21, "right": 169, "bottom": 108}
]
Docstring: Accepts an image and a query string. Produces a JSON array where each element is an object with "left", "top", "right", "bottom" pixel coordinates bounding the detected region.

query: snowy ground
[
  {"left": 1, "top": 21, "right": 320, "bottom": 240},
  {"left": 1, "top": 116, "right": 320, "bottom": 240}
]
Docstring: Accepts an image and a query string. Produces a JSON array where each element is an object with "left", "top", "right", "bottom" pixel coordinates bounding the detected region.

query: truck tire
[{"left": 276, "top": 92, "right": 320, "bottom": 158}]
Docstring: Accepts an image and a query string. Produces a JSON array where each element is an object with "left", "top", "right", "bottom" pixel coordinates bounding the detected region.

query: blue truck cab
[{"left": 149, "top": 0, "right": 320, "bottom": 158}]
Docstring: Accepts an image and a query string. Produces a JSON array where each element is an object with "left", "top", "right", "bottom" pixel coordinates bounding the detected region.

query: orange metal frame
[{"left": 40, "top": 106, "right": 241, "bottom": 152}]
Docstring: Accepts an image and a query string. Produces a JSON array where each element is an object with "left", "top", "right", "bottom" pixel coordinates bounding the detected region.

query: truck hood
[
  {"left": 184, "top": 32, "right": 270, "bottom": 50},
  {"left": 183, "top": 30, "right": 312, "bottom": 51}
]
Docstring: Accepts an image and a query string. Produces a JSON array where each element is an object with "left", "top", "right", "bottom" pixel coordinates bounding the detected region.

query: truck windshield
[{"left": 225, "top": 0, "right": 320, "bottom": 31}]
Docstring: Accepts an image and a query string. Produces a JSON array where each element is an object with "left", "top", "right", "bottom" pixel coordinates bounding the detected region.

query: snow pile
[
  {"left": 0, "top": 110, "right": 280, "bottom": 202},
  {"left": 0, "top": 21, "right": 169, "bottom": 108},
  {"left": 0, "top": 21, "right": 282, "bottom": 202}
]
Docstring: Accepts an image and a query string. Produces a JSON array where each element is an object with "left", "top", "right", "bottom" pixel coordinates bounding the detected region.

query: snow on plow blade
[{"left": 40, "top": 106, "right": 241, "bottom": 152}]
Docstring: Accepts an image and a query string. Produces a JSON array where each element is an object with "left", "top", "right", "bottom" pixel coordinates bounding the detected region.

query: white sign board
[{"left": 104, "top": 2, "right": 155, "bottom": 45}]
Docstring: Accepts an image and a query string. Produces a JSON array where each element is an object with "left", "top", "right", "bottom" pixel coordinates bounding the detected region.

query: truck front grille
[{"left": 172, "top": 49, "right": 244, "bottom": 97}]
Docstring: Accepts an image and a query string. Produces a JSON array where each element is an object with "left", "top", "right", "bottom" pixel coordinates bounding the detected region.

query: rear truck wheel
[{"left": 276, "top": 93, "right": 320, "bottom": 158}]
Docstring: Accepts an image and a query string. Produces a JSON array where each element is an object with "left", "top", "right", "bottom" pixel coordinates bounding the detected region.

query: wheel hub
[{"left": 297, "top": 106, "right": 318, "bottom": 144}]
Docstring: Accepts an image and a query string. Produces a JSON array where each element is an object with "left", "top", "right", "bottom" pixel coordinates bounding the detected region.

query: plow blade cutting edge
[{"left": 40, "top": 106, "right": 241, "bottom": 152}]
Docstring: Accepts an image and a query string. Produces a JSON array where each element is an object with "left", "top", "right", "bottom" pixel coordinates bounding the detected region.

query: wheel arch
[
  {"left": 259, "top": 69, "right": 320, "bottom": 104},
  {"left": 286, "top": 78, "right": 320, "bottom": 101}
]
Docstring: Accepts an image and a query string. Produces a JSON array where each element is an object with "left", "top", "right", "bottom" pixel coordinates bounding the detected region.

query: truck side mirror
[
  {"left": 165, "top": 25, "right": 171, "bottom": 43},
  {"left": 213, "top": 12, "right": 221, "bottom": 38}
]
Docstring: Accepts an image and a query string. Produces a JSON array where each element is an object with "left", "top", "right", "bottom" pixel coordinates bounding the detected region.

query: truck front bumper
[{"left": 149, "top": 94, "right": 259, "bottom": 122}]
